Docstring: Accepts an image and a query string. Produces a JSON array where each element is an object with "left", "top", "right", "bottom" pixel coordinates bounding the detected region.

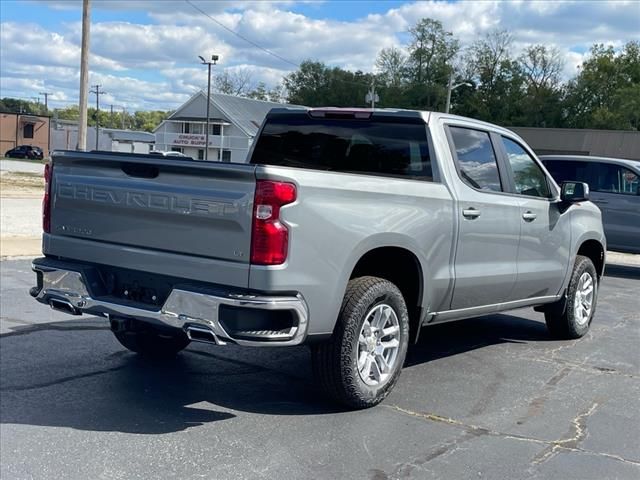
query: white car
[{"left": 150, "top": 150, "right": 189, "bottom": 158}]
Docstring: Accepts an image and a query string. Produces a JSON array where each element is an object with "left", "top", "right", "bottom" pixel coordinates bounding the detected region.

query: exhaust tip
[
  {"left": 185, "top": 325, "right": 221, "bottom": 345},
  {"left": 49, "top": 298, "right": 81, "bottom": 315}
]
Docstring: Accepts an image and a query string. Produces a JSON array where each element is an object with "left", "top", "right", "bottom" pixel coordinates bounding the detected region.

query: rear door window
[
  {"left": 251, "top": 114, "right": 433, "bottom": 180},
  {"left": 449, "top": 126, "right": 502, "bottom": 192}
]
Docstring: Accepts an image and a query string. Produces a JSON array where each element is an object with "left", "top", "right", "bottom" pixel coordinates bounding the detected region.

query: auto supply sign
[{"left": 173, "top": 134, "right": 207, "bottom": 146}]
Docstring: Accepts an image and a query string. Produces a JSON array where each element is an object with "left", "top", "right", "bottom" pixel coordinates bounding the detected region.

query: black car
[{"left": 5, "top": 145, "right": 44, "bottom": 160}]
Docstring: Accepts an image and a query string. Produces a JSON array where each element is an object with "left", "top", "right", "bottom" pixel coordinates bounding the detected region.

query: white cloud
[
  {"left": 84, "top": 22, "right": 235, "bottom": 69},
  {"left": 2, "top": 0, "right": 638, "bottom": 111}
]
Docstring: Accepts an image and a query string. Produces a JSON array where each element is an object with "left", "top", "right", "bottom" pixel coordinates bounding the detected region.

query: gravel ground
[{"left": 0, "top": 259, "right": 639, "bottom": 479}]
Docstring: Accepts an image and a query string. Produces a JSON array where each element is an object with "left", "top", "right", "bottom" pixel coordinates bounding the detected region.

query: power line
[
  {"left": 184, "top": 0, "right": 374, "bottom": 92},
  {"left": 185, "top": 0, "right": 299, "bottom": 68}
]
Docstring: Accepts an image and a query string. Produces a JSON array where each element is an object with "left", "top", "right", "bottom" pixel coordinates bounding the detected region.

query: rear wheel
[
  {"left": 545, "top": 255, "right": 598, "bottom": 339},
  {"left": 312, "top": 276, "right": 409, "bottom": 409},
  {"left": 111, "top": 317, "right": 190, "bottom": 358}
]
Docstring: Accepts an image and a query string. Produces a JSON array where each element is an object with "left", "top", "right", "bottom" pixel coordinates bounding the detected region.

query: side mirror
[{"left": 561, "top": 181, "right": 590, "bottom": 203}]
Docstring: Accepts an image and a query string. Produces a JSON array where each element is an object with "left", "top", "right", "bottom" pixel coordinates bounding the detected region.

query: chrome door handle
[
  {"left": 462, "top": 208, "right": 481, "bottom": 219},
  {"left": 522, "top": 211, "right": 537, "bottom": 221}
]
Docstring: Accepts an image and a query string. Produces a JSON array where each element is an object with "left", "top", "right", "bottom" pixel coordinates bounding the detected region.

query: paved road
[{"left": 1, "top": 259, "right": 638, "bottom": 479}]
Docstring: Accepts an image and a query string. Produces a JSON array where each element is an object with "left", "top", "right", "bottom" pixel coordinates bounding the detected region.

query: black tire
[
  {"left": 545, "top": 255, "right": 598, "bottom": 339},
  {"left": 311, "top": 276, "right": 410, "bottom": 409},
  {"left": 112, "top": 320, "right": 190, "bottom": 358}
]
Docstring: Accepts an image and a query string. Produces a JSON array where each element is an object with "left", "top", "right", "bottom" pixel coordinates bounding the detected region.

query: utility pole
[
  {"left": 77, "top": 0, "right": 91, "bottom": 150},
  {"left": 121, "top": 106, "right": 126, "bottom": 129},
  {"left": 199, "top": 54, "right": 219, "bottom": 161},
  {"left": 40, "top": 92, "right": 53, "bottom": 156},
  {"left": 110, "top": 104, "right": 114, "bottom": 127},
  {"left": 90, "top": 84, "right": 106, "bottom": 150},
  {"left": 39, "top": 92, "right": 52, "bottom": 113}
]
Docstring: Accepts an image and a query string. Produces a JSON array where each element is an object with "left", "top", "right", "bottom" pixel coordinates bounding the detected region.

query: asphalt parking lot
[{"left": 1, "top": 258, "right": 638, "bottom": 479}]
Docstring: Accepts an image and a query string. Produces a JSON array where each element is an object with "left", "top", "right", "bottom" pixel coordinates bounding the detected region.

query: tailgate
[{"left": 50, "top": 151, "right": 256, "bottom": 271}]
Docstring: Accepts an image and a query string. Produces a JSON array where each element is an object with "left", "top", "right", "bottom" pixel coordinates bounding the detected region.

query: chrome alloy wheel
[
  {"left": 357, "top": 304, "right": 401, "bottom": 386},
  {"left": 574, "top": 272, "right": 595, "bottom": 326}
]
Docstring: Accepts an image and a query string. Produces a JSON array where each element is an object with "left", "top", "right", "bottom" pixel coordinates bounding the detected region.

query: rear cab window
[
  {"left": 448, "top": 126, "right": 503, "bottom": 192},
  {"left": 250, "top": 112, "right": 434, "bottom": 181}
]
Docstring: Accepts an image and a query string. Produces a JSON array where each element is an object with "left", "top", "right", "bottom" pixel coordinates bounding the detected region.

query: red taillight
[
  {"left": 250, "top": 180, "right": 297, "bottom": 265},
  {"left": 42, "top": 163, "right": 52, "bottom": 233}
]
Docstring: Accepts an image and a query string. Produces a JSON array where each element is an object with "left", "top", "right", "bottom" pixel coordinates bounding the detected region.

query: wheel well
[
  {"left": 350, "top": 247, "right": 423, "bottom": 333},
  {"left": 577, "top": 240, "right": 605, "bottom": 277}
]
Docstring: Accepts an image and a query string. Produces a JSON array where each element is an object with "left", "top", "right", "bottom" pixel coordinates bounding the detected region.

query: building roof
[
  {"left": 164, "top": 91, "right": 304, "bottom": 137},
  {"left": 102, "top": 128, "right": 155, "bottom": 143},
  {"left": 211, "top": 92, "right": 301, "bottom": 137},
  {"left": 167, "top": 116, "right": 229, "bottom": 124},
  {"left": 0, "top": 111, "right": 51, "bottom": 119}
]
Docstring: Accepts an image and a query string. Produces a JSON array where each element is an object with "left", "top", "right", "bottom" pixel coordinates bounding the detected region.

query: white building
[
  {"left": 154, "top": 91, "right": 299, "bottom": 162},
  {"left": 51, "top": 120, "right": 155, "bottom": 154}
]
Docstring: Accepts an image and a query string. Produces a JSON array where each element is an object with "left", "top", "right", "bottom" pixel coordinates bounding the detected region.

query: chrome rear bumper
[{"left": 31, "top": 260, "right": 308, "bottom": 347}]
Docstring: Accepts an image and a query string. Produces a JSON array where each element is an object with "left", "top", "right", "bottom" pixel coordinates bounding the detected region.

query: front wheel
[
  {"left": 545, "top": 255, "right": 598, "bottom": 339},
  {"left": 111, "top": 317, "right": 190, "bottom": 358},
  {"left": 311, "top": 276, "right": 409, "bottom": 409}
]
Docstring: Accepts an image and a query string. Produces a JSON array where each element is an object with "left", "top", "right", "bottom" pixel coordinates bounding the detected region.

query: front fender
[{"left": 558, "top": 202, "right": 606, "bottom": 294}]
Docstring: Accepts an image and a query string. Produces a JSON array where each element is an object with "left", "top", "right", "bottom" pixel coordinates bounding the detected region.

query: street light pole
[
  {"left": 445, "top": 72, "right": 472, "bottom": 114},
  {"left": 199, "top": 54, "right": 219, "bottom": 161}
]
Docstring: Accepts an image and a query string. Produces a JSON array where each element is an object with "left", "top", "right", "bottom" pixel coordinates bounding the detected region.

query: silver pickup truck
[{"left": 31, "top": 108, "right": 605, "bottom": 408}]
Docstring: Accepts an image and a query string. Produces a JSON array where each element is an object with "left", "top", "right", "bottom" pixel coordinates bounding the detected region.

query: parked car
[
  {"left": 541, "top": 155, "right": 640, "bottom": 254},
  {"left": 30, "top": 109, "right": 605, "bottom": 408},
  {"left": 149, "top": 150, "right": 189, "bottom": 158},
  {"left": 5, "top": 145, "right": 44, "bottom": 160}
]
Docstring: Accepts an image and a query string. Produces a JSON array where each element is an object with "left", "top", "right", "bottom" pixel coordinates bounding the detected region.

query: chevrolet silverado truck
[{"left": 30, "top": 108, "right": 605, "bottom": 408}]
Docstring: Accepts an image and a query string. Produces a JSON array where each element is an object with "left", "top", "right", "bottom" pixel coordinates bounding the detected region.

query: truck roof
[{"left": 266, "top": 107, "right": 521, "bottom": 138}]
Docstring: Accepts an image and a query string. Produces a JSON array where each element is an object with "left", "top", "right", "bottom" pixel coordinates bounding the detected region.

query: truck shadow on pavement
[
  {"left": 0, "top": 313, "right": 556, "bottom": 434},
  {"left": 603, "top": 263, "right": 640, "bottom": 280}
]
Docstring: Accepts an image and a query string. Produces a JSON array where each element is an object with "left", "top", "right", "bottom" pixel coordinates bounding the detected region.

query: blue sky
[{"left": 1, "top": 0, "right": 638, "bottom": 111}]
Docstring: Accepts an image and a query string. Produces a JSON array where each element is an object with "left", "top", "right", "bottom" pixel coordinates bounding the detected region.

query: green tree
[
  {"left": 284, "top": 60, "right": 373, "bottom": 107},
  {"left": 247, "top": 82, "right": 269, "bottom": 101},
  {"left": 517, "top": 45, "right": 565, "bottom": 127},
  {"left": 458, "top": 30, "right": 525, "bottom": 125},
  {"left": 564, "top": 41, "right": 640, "bottom": 130},
  {"left": 0, "top": 97, "right": 47, "bottom": 115},
  {"left": 131, "top": 110, "right": 169, "bottom": 132},
  {"left": 375, "top": 47, "right": 407, "bottom": 88},
  {"left": 405, "top": 19, "right": 459, "bottom": 110},
  {"left": 215, "top": 69, "right": 253, "bottom": 96}
]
